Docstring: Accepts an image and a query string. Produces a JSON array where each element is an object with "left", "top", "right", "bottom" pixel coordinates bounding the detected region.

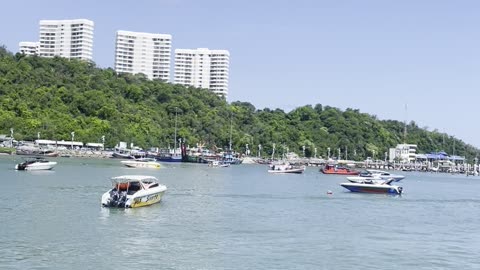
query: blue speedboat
[{"left": 340, "top": 179, "right": 403, "bottom": 195}]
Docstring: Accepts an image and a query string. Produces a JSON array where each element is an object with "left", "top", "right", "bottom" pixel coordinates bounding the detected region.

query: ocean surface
[{"left": 1, "top": 156, "right": 480, "bottom": 269}]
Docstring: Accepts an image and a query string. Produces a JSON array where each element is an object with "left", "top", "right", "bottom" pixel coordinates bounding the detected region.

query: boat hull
[
  {"left": 157, "top": 156, "right": 182, "bottom": 162},
  {"left": 101, "top": 187, "right": 167, "bottom": 208},
  {"left": 129, "top": 190, "right": 166, "bottom": 208},
  {"left": 346, "top": 176, "right": 384, "bottom": 184},
  {"left": 378, "top": 175, "right": 405, "bottom": 182},
  {"left": 268, "top": 169, "right": 304, "bottom": 174},
  {"left": 121, "top": 161, "right": 160, "bottom": 169},
  {"left": 340, "top": 183, "right": 402, "bottom": 194},
  {"left": 112, "top": 152, "right": 134, "bottom": 159},
  {"left": 15, "top": 162, "right": 57, "bottom": 171},
  {"left": 322, "top": 170, "right": 359, "bottom": 175},
  {"left": 366, "top": 170, "right": 405, "bottom": 182}
]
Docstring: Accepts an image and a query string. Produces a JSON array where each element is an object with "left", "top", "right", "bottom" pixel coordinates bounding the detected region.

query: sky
[{"left": 1, "top": 0, "right": 480, "bottom": 147}]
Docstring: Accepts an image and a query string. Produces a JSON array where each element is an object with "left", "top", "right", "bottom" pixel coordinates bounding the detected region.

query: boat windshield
[{"left": 24, "top": 157, "right": 48, "bottom": 163}]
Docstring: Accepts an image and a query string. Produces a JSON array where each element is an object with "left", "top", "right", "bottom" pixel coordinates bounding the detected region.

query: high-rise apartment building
[
  {"left": 18, "top": 42, "right": 39, "bottom": 55},
  {"left": 38, "top": 19, "right": 94, "bottom": 61},
  {"left": 174, "top": 48, "right": 229, "bottom": 97},
  {"left": 114, "top": 30, "right": 172, "bottom": 81}
]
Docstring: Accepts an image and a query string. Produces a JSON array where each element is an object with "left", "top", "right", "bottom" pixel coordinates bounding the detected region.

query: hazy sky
[{"left": 2, "top": 0, "right": 479, "bottom": 147}]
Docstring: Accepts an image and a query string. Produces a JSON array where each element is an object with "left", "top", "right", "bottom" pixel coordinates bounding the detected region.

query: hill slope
[{"left": 0, "top": 47, "right": 478, "bottom": 160}]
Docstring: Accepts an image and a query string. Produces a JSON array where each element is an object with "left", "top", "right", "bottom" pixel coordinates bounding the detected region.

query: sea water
[{"left": 1, "top": 156, "right": 479, "bottom": 269}]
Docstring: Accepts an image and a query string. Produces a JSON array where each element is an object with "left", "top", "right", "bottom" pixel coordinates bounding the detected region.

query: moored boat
[
  {"left": 321, "top": 164, "right": 359, "bottom": 175},
  {"left": 112, "top": 151, "right": 134, "bottom": 159},
  {"left": 340, "top": 179, "right": 403, "bottom": 194},
  {"left": 101, "top": 175, "right": 167, "bottom": 208},
  {"left": 156, "top": 154, "right": 182, "bottom": 162},
  {"left": 268, "top": 163, "right": 305, "bottom": 174},
  {"left": 346, "top": 176, "right": 384, "bottom": 184},
  {"left": 222, "top": 152, "right": 243, "bottom": 165},
  {"left": 121, "top": 158, "right": 160, "bottom": 169},
  {"left": 365, "top": 169, "right": 405, "bottom": 182},
  {"left": 15, "top": 157, "right": 57, "bottom": 171},
  {"left": 208, "top": 160, "right": 230, "bottom": 167}
]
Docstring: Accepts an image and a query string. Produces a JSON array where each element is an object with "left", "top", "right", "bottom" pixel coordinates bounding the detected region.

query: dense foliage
[{"left": 0, "top": 46, "right": 478, "bottom": 161}]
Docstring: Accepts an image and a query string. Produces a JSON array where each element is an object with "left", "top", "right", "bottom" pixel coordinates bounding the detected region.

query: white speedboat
[
  {"left": 365, "top": 169, "right": 405, "bottom": 182},
  {"left": 346, "top": 176, "right": 384, "bottom": 184},
  {"left": 121, "top": 158, "right": 160, "bottom": 169},
  {"left": 101, "top": 175, "right": 167, "bottom": 208},
  {"left": 268, "top": 163, "right": 305, "bottom": 174},
  {"left": 208, "top": 160, "right": 230, "bottom": 167},
  {"left": 15, "top": 157, "right": 57, "bottom": 171},
  {"left": 340, "top": 179, "right": 403, "bottom": 195}
]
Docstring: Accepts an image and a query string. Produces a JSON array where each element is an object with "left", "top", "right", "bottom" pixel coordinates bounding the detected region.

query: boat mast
[
  {"left": 272, "top": 143, "right": 276, "bottom": 160},
  {"left": 174, "top": 108, "right": 178, "bottom": 154},
  {"left": 229, "top": 114, "right": 232, "bottom": 151},
  {"left": 403, "top": 104, "right": 408, "bottom": 144},
  {"left": 453, "top": 138, "right": 455, "bottom": 156}
]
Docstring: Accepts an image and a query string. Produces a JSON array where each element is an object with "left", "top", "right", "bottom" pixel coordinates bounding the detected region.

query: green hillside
[{"left": 0, "top": 46, "right": 478, "bottom": 160}]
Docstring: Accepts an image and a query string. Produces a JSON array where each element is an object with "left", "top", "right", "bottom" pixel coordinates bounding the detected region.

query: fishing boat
[
  {"left": 15, "top": 157, "right": 57, "bottom": 171},
  {"left": 101, "top": 175, "right": 167, "bottom": 208},
  {"left": 157, "top": 154, "right": 182, "bottom": 162},
  {"left": 321, "top": 164, "right": 359, "bottom": 175},
  {"left": 268, "top": 163, "right": 306, "bottom": 174},
  {"left": 340, "top": 179, "right": 403, "bottom": 195},
  {"left": 222, "top": 152, "right": 243, "bottom": 165},
  {"left": 121, "top": 158, "right": 160, "bottom": 169},
  {"left": 157, "top": 107, "right": 184, "bottom": 163}
]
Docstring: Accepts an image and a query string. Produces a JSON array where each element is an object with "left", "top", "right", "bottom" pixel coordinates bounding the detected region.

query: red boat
[{"left": 321, "top": 164, "right": 359, "bottom": 175}]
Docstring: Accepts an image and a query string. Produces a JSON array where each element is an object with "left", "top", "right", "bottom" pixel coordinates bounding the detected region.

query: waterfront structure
[
  {"left": 416, "top": 152, "right": 465, "bottom": 164},
  {"left": 35, "top": 139, "right": 83, "bottom": 149},
  {"left": 18, "top": 42, "right": 39, "bottom": 55},
  {"left": 38, "top": 19, "right": 94, "bottom": 61},
  {"left": 114, "top": 30, "right": 172, "bottom": 81},
  {"left": 389, "top": 144, "right": 417, "bottom": 163},
  {"left": 174, "top": 48, "right": 230, "bottom": 97}
]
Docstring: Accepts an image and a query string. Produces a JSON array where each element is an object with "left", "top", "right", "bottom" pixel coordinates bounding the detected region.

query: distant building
[
  {"left": 174, "top": 48, "right": 230, "bottom": 98},
  {"left": 114, "top": 30, "right": 172, "bottom": 81},
  {"left": 35, "top": 139, "right": 83, "bottom": 149},
  {"left": 85, "top": 143, "right": 104, "bottom": 150},
  {"left": 389, "top": 144, "right": 417, "bottom": 162},
  {"left": 18, "top": 41, "right": 39, "bottom": 55},
  {"left": 38, "top": 19, "right": 94, "bottom": 61}
]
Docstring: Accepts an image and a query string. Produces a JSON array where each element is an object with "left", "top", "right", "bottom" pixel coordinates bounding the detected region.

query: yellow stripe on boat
[{"left": 130, "top": 192, "right": 164, "bottom": 208}]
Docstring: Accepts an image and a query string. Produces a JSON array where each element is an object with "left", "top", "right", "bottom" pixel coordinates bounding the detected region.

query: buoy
[{"left": 327, "top": 190, "right": 333, "bottom": 195}]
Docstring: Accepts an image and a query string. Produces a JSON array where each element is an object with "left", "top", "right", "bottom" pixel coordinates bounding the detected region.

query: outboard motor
[
  {"left": 117, "top": 192, "right": 127, "bottom": 207},
  {"left": 16, "top": 162, "right": 27, "bottom": 170},
  {"left": 398, "top": 186, "right": 403, "bottom": 194},
  {"left": 106, "top": 190, "right": 123, "bottom": 207},
  {"left": 105, "top": 189, "right": 128, "bottom": 208}
]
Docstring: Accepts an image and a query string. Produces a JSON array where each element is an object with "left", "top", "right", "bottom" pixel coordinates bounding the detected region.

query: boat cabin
[{"left": 111, "top": 176, "right": 160, "bottom": 195}]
